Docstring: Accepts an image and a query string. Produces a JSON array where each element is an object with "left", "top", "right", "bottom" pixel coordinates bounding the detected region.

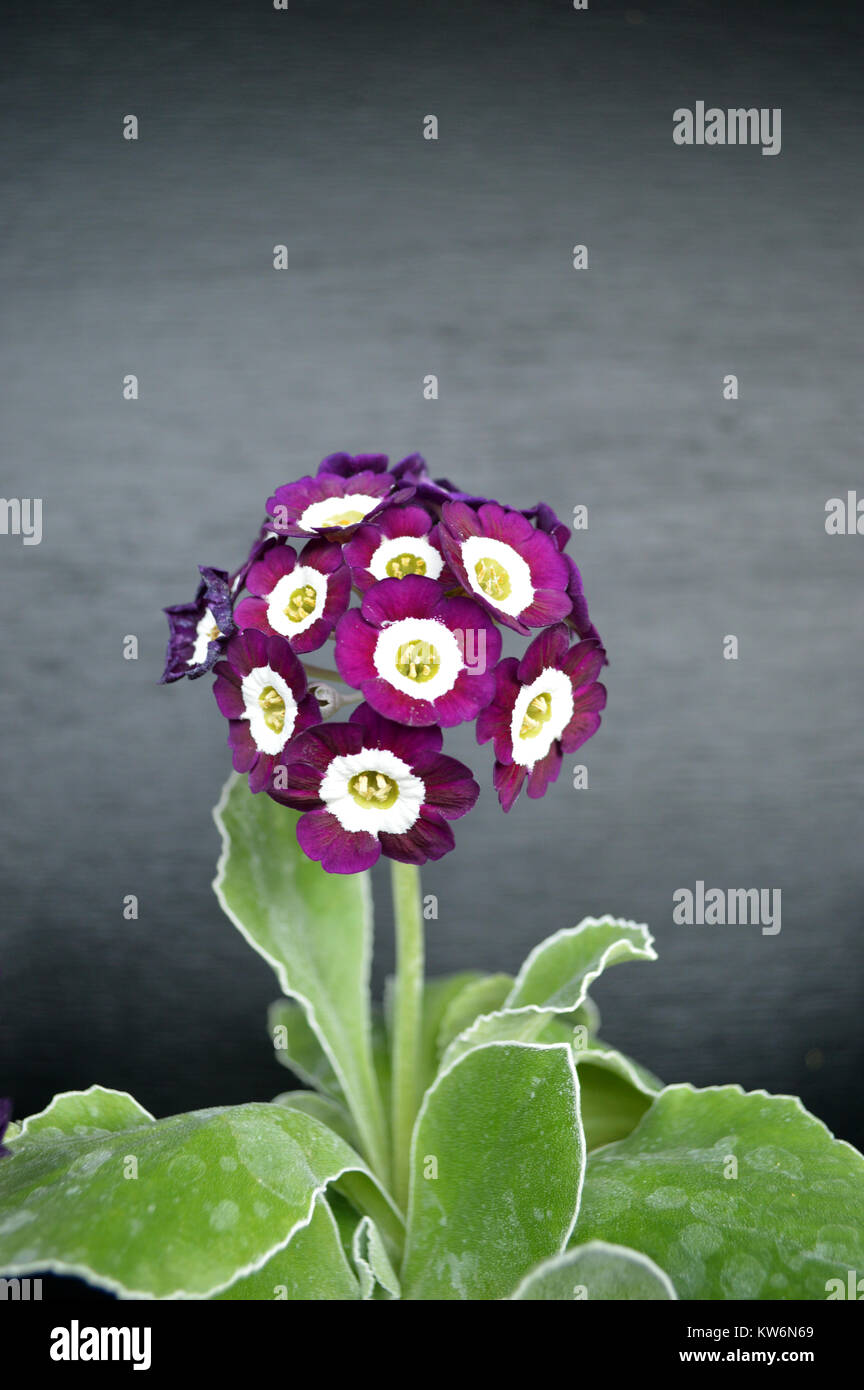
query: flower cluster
[{"left": 162, "top": 453, "right": 606, "bottom": 871}]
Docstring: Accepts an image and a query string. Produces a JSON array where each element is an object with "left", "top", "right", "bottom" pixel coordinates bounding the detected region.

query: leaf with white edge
[
  {"left": 441, "top": 918, "right": 655, "bottom": 1066},
  {"left": 214, "top": 775, "right": 388, "bottom": 1179},
  {"left": 0, "top": 1090, "right": 401, "bottom": 1299},
  {"left": 507, "top": 918, "right": 656, "bottom": 1011},
  {"left": 436, "top": 974, "right": 514, "bottom": 1055},
  {"left": 9, "top": 1086, "right": 155, "bottom": 1144},
  {"left": 213, "top": 1194, "right": 361, "bottom": 1300},
  {"left": 510, "top": 1241, "right": 677, "bottom": 1300},
  {"left": 401, "top": 1042, "right": 584, "bottom": 1301},
  {"left": 268, "top": 999, "right": 342, "bottom": 1098},
  {"left": 352, "top": 1215, "right": 402, "bottom": 1300},
  {"left": 272, "top": 1092, "right": 358, "bottom": 1149},
  {"left": 573, "top": 1084, "right": 864, "bottom": 1300}
]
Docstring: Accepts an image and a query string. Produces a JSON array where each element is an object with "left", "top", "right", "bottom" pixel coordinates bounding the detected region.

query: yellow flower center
[
  {"left": 395, "top": 639, "right": 440, "bottom": 684},
  {"left": 385, "top": 551, "right": 427, "bottom": 579},
  {"left": 258, "top": 685, "right": 286, "bottom": 734},
  {"left": 474, "top": 555, "right": 511, "bottom": 601},
  {"left": 283, "top": 583, "right": 318, "bottom": 623},
  {"left": 206, "top": 621, "right": 220, "bottom": 641},
  {"left": 348, "top": 770, "right": 400, "bottom": 809},
  {"left": 324, "top": 509, "right": 366, "bottom": 527},
  {"left": 519, "top": 692, "right": 553, "bottom": 739}
]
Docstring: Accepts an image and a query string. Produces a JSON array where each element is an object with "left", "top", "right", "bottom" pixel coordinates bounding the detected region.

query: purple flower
[
  {"left": 0, "top": 1098, "right": 12, "bottom": 1159},
  {"left": 233, "top": 538, "right": 350, "bottom": 653},
  {"left": 476, "top": 623, "right": 607, "bottom": 811},
  {"left": 267, "top": 470, "right": 414, "bottom": 542},
  {"left": 269, "top": 703, "right": 479, "bottom": 872},
  {"left": 213, "top": 630, "right": 321, "bottom": 792},
  {"left": 342, "top": 504, "right": 454, "bottom": 593},
  {"left": 230, "top": 524, "right": 283, "bottom": 597},
  {"left": 391, "top": 454, "right": 490, "bottom": 509},
  {"left": 522, "top": 501, "right": 572, "bottom": 551},
  {"left": 524, "top": 502, "right": 605, "bottom": 653},
  {"left": 316, "top": 452, "right": 391, "bottom": 478},
  {"left": 439, "top": 500, "right": 573, "bottom": 634},
  {"left": 563, "top": 552, "right": 605, "bottom": 650},
  {"left": 334, "top": 575, "right": 501, "bottom": 728},
  {"left": 160, "top": 567, "right": 235, "bottom": 683}
]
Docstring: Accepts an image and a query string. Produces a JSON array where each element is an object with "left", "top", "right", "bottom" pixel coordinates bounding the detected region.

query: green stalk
[
  {"left": 301, "top": 663, "right": 347, "bottom": 683},
  {"left": 390, "top": 860, "right": 425, "bottom": 1212}
]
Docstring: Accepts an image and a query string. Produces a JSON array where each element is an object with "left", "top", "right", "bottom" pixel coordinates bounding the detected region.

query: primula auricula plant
[{"left": 1, "top": 454, "right": 863, "bottom": 1302}]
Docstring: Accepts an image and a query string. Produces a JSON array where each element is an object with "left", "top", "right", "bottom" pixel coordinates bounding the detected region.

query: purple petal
[
  {"left": 297, "top": 809, "right": 381, "bottom": 873},
  {"left": 267, "top": 759, "right": 325, "bottom": 809},
  {"left": 518, "top": 588, "right": 573, "bottom": 628},
  {"left": 356, "top": 676, "right": 440, "bottom": 728},
  {"left": 213, "top": 671, "right": 244, "bottom": 719},
  {"left": 317, "top": 452, "right": 390, "bottom": 478},
  {"left": 516, "top": 624, "right": 571, "bottom": 685},
  {"left": 379, "top": 811, "right": 455, "bottom": 865},
  {"left": 560, "top": 708, "right": 603, "bottom": 754},
  {"left": 492, "top": 759, "right": 526, "bottom": 812},
  {"left": 246, "top": 545, "right": 297, "bottom": 598},
  {"left": 418, "top": 754, "right": 479, "bottom": 820},
  {"left": 232, "top": 595, "right": 270, "bottom": 632},
  {"left": 431, "top": 668, "right": 497, "bottom": 728},
  {"left": 334, "top": 609, "right": 378, "bottom": 688},
  {"left": 562, "top": 639, "right": 607, "bottom": 690},
  {"left": 361, "top": 574, "right": 443, "bottom": 627},
  {"left": 526, "top": 744, "right": 563, "bottom": 799},
  {"left": 348, "top": 702, "right": 443, "bottom": 763}
]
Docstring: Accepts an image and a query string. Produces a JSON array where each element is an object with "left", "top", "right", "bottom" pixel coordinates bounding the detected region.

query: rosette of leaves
[{"left": 1, "top": 778, "right": 863, "bottom": 1301}]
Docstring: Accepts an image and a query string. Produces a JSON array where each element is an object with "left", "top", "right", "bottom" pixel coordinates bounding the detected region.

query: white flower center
[
  {"left": 461, "top": 535, "right": 535, "bottom": 618},
  {"left": 240, "top": 665, "right": 298, "bottom": 756},
  {"left": 373, "top": 617, "right": 464, "bottom": 702},
  {"left": 189, "top": 607, "right": 221, "bottom": 666},
  {"left": 320, "top": 747, "right": 425, "bottom": 834},
  {"left": 368, "top": 533, "right": 443, "bottom": 582},
  {"left": 510, "top": 667, "right": 574, "bottom": 766},
  {"left": 266, "top": 566, "right": 328, "bottom": 637},
  {"left": 298, "top": 494, "right": 381, "bottom": 532}
]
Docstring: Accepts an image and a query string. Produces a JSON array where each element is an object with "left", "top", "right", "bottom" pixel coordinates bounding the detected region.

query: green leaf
[
  {"left": 416, "top": 972, "right": 484, "bottom": 1089},
  {"left": 10, "top": 1085, "right": 154, "bottom": 1143},
  {"left": 573, "top": 1084, "right": 864, "bottom": 1300},
  {"left": 525, "top": 1017, "right": 661, "bottom": 1145},
  {"left": 272, "top": 1091, "right": 358, "bottom": 1148},
  {"left": 213, "top": 1194, "right": 361, "bottom": 1300},
  {"left": 401, "top": 1042, "right": 584, "bottom": 1301},
  {"left": 574, "top": 1044, "right": 661, "bottom": 1151},
  {"left": 268, "top": 999, "right": 342, "bottom": 1098},
  {"left": 352, "top": 1215, "right": 402, "bottom": 1300},
  {"left": 507, "top": 918, "right": 655, "bottom": 1010},
  {"left": 441, "top": 918, "right": 655, "bottom": 1066},
  {"left": 214, "top": 775, "right": 388, "bottom": 1181},
  {"left": 0, "top": 1088, "right": 401, "bottom": 1299},
  {"left": 510, "top": 1241, "right": 677, "bottom": 1300},
  {"left": 436, "top": 973, "right": 514, "bottom": 1055}
]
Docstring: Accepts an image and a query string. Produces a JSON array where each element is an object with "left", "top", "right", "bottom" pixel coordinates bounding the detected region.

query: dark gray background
[{"left": 2, "top": 0, "right": 862, "bottom": 1151}]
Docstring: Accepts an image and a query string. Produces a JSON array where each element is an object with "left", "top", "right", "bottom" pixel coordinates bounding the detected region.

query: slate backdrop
[{"left": 2, "top": 0, "right": 863, "bottom": 1152}]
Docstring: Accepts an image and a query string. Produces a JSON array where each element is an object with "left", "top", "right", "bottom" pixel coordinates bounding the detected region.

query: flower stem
[
  {"left": 301, "top": 663, "right": 347, "bottom": 683},
  {"left": 390, "top": 859, "right": 425, "bottom": 1213}
]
